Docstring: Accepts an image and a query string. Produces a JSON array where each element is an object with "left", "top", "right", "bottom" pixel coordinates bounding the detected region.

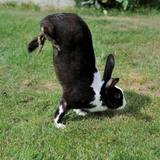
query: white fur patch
[
  {"left": 87, "top": 70, "right": 108, "bottom": 112},
  {"left": 54, "top": 105, "right": 66, "bottom": 129},
  {"left": 73, "top": 109, "right": 87, "bottom": 116},
  {"left": 115, "top": 85, "right": 126, "bottom": 110},
  {"left": 41, "top": 27, "right": 44, "bottom": 32}
]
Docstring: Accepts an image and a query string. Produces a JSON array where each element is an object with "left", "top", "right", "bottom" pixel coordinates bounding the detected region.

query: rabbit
[{"left": 27, "top": 13, "right": 126, "bottom": 129}]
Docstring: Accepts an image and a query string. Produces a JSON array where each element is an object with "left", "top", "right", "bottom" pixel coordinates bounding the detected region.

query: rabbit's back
[{"left": 40, "top": 13, "right": 96, "bottom": 91}]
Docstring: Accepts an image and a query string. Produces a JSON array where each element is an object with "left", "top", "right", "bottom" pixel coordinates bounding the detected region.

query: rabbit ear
[
  {"left": 105, "top": 78, "right": 119, "bottom": 90},
  {"left": 103, "top": 54, "right": 115, "bottom": 82}
]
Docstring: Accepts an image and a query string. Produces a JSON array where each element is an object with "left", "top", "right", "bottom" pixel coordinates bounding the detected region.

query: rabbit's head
[{"left": 101, "top": 54, "right": 126, "bottom": 110}]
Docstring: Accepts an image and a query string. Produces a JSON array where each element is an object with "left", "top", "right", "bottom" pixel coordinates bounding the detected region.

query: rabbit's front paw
[
  {"left": 55, "top": 122, "right": 66, "bottom": 129},
  {"left": 74, "top": 109, "right": 87, "bottom": 116}
]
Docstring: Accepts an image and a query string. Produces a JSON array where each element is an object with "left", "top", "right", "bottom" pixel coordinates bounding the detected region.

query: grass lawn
[{"left": 0, "top": 6, "right": 160, "bottom": 159}]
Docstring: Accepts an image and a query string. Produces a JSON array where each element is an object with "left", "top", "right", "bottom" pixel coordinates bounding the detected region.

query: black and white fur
[{"left": 27, "top": 13, "right": 126, "bottom": 129}]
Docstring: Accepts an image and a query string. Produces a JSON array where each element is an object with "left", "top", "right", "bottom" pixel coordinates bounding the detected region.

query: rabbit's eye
[{"left": 115, "top": 93, "right": 121, "bottom": 99}]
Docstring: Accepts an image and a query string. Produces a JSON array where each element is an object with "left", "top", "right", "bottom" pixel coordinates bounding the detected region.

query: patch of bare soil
[
  {"left": 21, "top": 77, "right": 62, "bottom": 94},
  {"left": 85, "top": 16, "right": 160, "bottom": 30},
  {"left": 139, "top": 81, "right": 160, "bottom": 97},
  {"left": 38, "top": 81, "right": 62, "bottom": 93},
  {"left": 126, "top": 80, "right": 160, "bottom": 97}
]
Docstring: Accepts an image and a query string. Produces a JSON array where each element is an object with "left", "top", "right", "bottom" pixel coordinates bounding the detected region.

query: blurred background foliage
[
  {"left": 75, "top": 0, "right": 160, "bottom": 10},
  {"left": 1, "top": 0, "right": 160, "bottom": 12}
]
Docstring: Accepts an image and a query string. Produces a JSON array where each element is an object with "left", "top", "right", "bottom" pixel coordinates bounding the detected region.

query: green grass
[{"left": 0, "top": 6, "right": 160, "bottom": 159}]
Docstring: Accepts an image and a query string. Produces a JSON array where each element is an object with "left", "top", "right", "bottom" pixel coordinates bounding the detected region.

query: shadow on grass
[
  {"left": 64, "top": 91, "right": 152, "bottom": 124},
  {"left": 121, "top": 91, "right": 152, "bottom": 122}
]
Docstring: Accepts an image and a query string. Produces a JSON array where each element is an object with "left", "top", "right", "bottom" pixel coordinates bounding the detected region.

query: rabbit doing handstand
[{"left": 27, "top": 13, "right": 126, "bottom": 129}]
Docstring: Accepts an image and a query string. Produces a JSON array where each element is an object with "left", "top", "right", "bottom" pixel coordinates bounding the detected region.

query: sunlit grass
[{"left": 0, "top": 6, "right": 160, "bottom": 159}]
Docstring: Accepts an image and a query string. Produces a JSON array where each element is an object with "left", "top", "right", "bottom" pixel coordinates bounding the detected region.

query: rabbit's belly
[
  {"left": 87, "top": 101, "right": 108, "bottom": 112},
  {"left": 86, "top": 93, "right": 108, "bottom": 112}
]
